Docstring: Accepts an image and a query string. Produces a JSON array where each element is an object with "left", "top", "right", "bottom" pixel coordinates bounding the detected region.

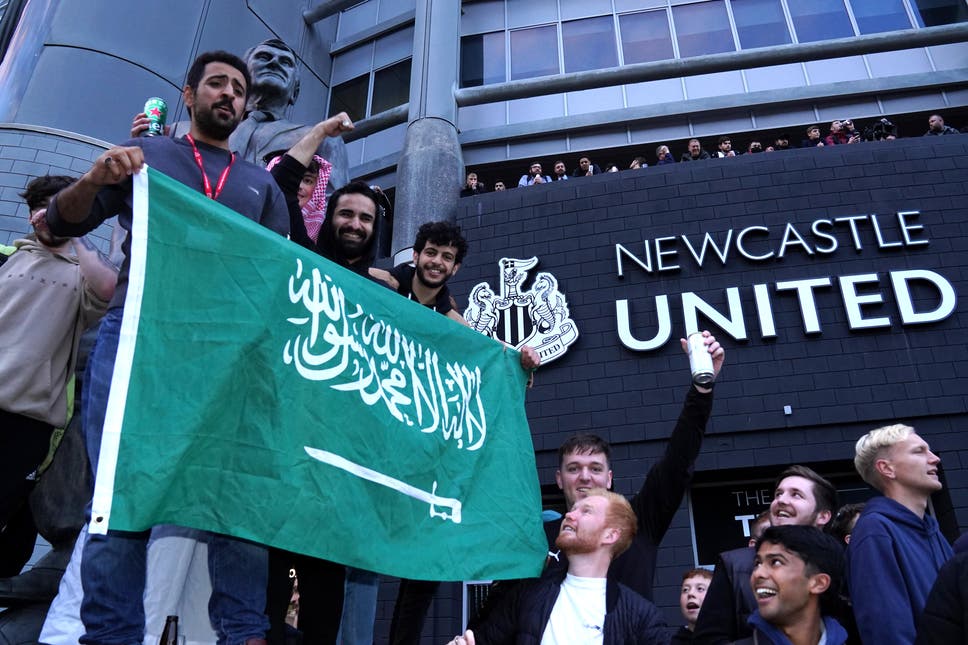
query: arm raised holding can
[
  {"left": 681, "top": 329, "right": 724, "bottom": 394},
  {"left": 614, "top": 329, "right": 723, "bottom": 595},
  {"left": 567, "top": 330, "right": 724, "bottom": 598}
]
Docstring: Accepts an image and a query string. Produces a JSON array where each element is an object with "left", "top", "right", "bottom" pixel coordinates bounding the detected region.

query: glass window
[
  {"left": 619, "top": 10, "right": 674, "bottom": 63},
  {"left": 562, "top": 16, "right": 618, "bottom": 73},
  {"left": 332, "top": 43, "right": 374, "bottom": 86},
  {"left": 731, "top": 0, "right": 792, "bottom": 48},
  {"left": 378, "top": 0, "right": 415, "bottom": 22},
  {"left": 507, "top": 0, "right": 557, "bottom": 29},
  {"left": 373, "top": 26, "right": 414, "bottom": 69},
  {"left": 788, "top": 0, "right": 854, "bottom": 42},
  {"left": 911, "top": 0, "right": 968, "bottom": 27},
  {"left": 461, "top": 31, "right": 506, "bottom": 87},
  {"left": 338, "top": 1, "right": 379, "bottom": 41},
  {"left": 672, "top": 1, "right": 736, "bottom": 58},
  {"left": 330, "top": 74, "right": 369, "bottom": 122},
  {"left": 460, "top": 0, "right": 505, "bottom": 35},
  {"left": 371, "top": 59, "right": 411, "bottom": 115},
  {"left": 850, "top": 0, "right": 913, "bottom": 33},
  {"left": 509, "top": 25, "right": 559, "bottom": 80}
]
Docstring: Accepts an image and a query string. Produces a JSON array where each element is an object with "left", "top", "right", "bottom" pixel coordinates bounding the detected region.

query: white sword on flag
[{"left": 304, "top": 446, "right": 463, "bottom": 523}]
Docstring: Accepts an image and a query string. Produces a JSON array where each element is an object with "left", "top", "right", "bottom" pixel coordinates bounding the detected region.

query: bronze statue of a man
[{"left": 175, "top": 38, "right": 349, "bottom": 189}]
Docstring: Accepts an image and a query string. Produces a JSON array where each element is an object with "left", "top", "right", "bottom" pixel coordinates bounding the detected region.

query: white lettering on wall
[
  {"left": 615, "top": 211, "right": 930, "bottom": 275},
  {"left": 892, "top": 270, "right": 957, "bottom": 324},
  {"left": 612, "top": 211, "right": 952, "bottom": 352},
  {"left": 615, "top": 270, "right": 957, "bottom": 352}
]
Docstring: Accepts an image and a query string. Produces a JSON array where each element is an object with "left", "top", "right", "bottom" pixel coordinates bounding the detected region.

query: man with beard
[
  {"left": 468, "top": 331, "right": 721, "bottom": 640},
  {"left": 924, "top": 114, "right": 960, "bottom": 136},
  {"left": 0, "top": 175, "right": 116, "bottom": 572},
  {"left": 259, "top": 179, "right": 384, "bottom": 645},
  {"left": 46, "top": 50, "right": 288, "bottom": 645},
  {"left": 339, "top": 221, "right": 540, "bottom": 645},
  {"left": 680, "top": 139, "right": 711, "bottom": 162},
  {"left": 550, "top": 160, "right": 569, "bottom": 181},
  {"left": 693, "top": 466, "right": 838, "bottom": 645},
  {"left": 451, "top": 489, "right": 669, "bottom": 645},
  {"left": 167, "top": 39, "right": 349, "bottom": 188},
  {"left": 384, "top": 221, "right": 467, "bottom": 324}
]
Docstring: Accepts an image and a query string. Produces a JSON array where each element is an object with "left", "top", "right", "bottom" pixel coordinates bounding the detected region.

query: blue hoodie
[
  {"left": 847, "top": 496, "right": 953, "bottom": 644},
  {"left": 742, "top": 612, "right": 847, "bottom": 645}
]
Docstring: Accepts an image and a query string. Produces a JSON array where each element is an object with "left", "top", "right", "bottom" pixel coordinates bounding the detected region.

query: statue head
[{"left": 244, "top": 38, "right": 300, "bottom": 110}]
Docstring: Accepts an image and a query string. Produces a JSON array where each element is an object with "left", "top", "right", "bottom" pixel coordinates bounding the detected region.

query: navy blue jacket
[
  {"left": 472, "top": 567, "right": 669, "bottom": 645},
  {"left": 848, "top": 496, "right": 953, "bottom": 644}
]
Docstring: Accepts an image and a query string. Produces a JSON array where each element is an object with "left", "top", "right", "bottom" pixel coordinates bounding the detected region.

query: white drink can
[{"left": 687, "top": 332, "right": 715, "bottom": 386}]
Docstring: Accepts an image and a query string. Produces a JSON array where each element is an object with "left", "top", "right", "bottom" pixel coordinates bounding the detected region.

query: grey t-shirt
[{"left": 47, "top": 135, "right": 289, "bottom": 310}]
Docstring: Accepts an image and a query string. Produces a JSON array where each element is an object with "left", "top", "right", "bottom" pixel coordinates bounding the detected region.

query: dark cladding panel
[
  {"left": 190, "top": 4, "right": 289, "bottom": 68},
  {"left": 47, "top": 0, "right": 203, "bottom": 83},
  {"left": 453, "top": 135, "right": 968, "bottom": 454},
  {"left": 197, "top": 1, "right": 337, "bottom": 128},
  {"left": 245, "top": 0, "right": 303, "bottom": 50},
  {"left": 13, "top": 47, "right": 182, "bottom": 143},
  {"left": 454, "top": 135, "right": 968, "bottom": 624}
]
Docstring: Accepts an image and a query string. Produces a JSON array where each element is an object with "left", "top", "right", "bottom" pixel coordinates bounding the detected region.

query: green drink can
[{"left": 144, "top": 97, "right": 167, "bottom": 137}]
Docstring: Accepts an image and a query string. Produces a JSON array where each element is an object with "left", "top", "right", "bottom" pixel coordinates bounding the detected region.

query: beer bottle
[{"left": 159, "top": 615, "right": 179, "bottom": 645}]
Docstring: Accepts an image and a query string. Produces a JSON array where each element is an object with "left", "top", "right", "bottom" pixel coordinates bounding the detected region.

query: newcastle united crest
[{"left": 464, "top": 257, "right": 579, "bottom": 365}]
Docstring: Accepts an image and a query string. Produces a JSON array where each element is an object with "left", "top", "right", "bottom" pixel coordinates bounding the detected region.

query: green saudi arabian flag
[{"left": 89, "top": 166, "right": 547, "bottom": 581}]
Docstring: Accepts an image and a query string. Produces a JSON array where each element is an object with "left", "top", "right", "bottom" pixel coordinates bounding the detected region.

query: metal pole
[
  {"left": 343, "top": 104, "right": 409, "bottom": 143},
  {"left": 391, "top": 0, "right": 463, "bottom": 264},
  {"left": 302, "top": 0, "right": 360, "bottom": 25}
]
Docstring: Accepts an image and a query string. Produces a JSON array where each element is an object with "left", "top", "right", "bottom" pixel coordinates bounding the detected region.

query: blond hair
[{"left": 854, "top": 424, "right": 914, "bottom": 488}]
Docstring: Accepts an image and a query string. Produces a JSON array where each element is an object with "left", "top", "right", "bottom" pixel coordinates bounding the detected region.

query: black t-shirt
[{"left": 389, "top": 264, "right": 454, "bottom": 315}]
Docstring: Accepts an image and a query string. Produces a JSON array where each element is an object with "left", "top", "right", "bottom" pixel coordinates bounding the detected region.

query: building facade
[{"left": 0, "top": 0, "right": 966, "bottom": 642}]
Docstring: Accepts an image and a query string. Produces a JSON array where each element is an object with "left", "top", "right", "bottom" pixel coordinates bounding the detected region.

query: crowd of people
[
  {"left": 2, "top": 44, "right": 966, "bottom": 645},
  {"left": 462, "top": 114, "right": 965, "bottom": 197},
  {"left": 1, "top": 47, "right": 539, "bottom": 645},
  {"left": 444, "top": 420, "right": 963, "bottom": 645}
]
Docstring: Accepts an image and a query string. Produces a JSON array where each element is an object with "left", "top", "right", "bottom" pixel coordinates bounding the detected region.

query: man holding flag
[
  {"left": 47, "top": 47, "right": 546, "bottom": 645},
  {"left": 46, "top": 50, "right": 289, "bottom": 645}
]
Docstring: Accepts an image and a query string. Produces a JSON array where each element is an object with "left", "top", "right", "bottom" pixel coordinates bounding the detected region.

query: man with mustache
[
  {"left": 848, "top": 424, "right": 953, "bottom": 644},
  {"left": 384, "top": 221, "right": 467, "bottom": 324},
  {"left": 253, "top": 177, "right": 384, "bottom": 645},
  {"left": 451, "top": 489, "right": 669, "bottom": 645},
  {"left": 164, "top": 38, "right": 349, "bottom": 191},
  {"left": 45, "top": 50, "right": 289, "bottom": 645},
  {"left": 332, "top": 219, "right": 540, "bottom": 645},
  {"left": 694, "top": 466, "right": 838, "bottom": 644}
]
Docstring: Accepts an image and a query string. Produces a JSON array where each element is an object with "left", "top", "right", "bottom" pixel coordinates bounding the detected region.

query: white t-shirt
[{"left": 541, "top": 574, "right": 607, "bottom": 645}]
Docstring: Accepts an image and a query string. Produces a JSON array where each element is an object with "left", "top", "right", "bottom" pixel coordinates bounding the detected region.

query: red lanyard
[{"left": 185, "top": 134, "right": 234, "bottom": 200}]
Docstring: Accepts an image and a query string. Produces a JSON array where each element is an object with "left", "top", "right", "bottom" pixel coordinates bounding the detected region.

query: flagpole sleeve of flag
[{"left": 88, "top": 166, "right": 150, "bottom": 535}]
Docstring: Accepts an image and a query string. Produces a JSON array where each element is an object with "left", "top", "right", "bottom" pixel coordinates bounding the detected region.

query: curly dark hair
[{"left": 413, "top": 221, "right": 468, "bottom": 264}]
